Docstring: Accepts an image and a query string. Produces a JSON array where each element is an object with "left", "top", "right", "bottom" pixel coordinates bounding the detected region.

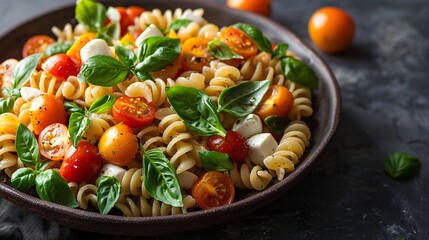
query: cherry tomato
[
  {"left": 0, "top": 59, "right": 18, "bottom": 93},
  {"left": 116, "top": 7, "right": 133, "bottom": 35},
  {"left": 112, "top": 96, "right": 156, "bottom": 128},
  {"left": 38, "top": 123, "right": 71, "bottom": 161},
  {"left": 60, "top": 141, "right": 103, "bottom": 183},
  {"left": 22, "top": 35, "right": 55, "bottom": 58},
  {"left": 220, "top": 27, "right": 258, "bottom": 59},
  {"left": 151, "top": 58, "right": 180, "bottom": 80},
  {"left": 30, "top": 94, "right": 67, "bottom": 135},
  {"left": 308, "top": 7, "right": 355, "bottom": 53},
  {"left": 66, "top": 32, "right": 97, "bottom": 63},
  {"left": 42, "top": 54, "right": 80, "bottom": 81},
  {"left": 208, "top": 130, "right": 248, "bottom": 163},
  {"left": 125, "top": 6, "right": 145, "bottom": 21},
  {"left": 192, "top": 171, "right": 235, "bottom": 210},
  {"left": 180, "top": 37, "right": 212, "bottom": 72},
  {"left": 226, "top": 0, "right": 272, "bottom": 17},
  {"left": 98, "top": 123, "right": 138, "bottom": 167},
  {"left": 254, "top": 85, "right": 294, "bottom": 121}
]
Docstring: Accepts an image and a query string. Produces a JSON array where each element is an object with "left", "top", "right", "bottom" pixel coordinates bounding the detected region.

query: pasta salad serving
[{"left": 0, "top": 0, "right": 318, "bottom": 217}]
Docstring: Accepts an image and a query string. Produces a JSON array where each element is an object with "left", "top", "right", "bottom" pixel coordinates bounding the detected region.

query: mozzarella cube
[
  {"left": 135, "top": 24, "right": 163, "bottom": 46},
  {"left": 99, "top": 163, "right": 126, "bottom": 182},
  {"left": 20, "top": 87, "right": 44, "bottom": 102},
  {"left": 80, "top": 39, "right": 113, "bottom": 63},
  {"left": 181, "top": 11, "right": 205, "bottom": 24},
  {"left": 247, "top": 133, "right": 278, "bottom": 167},
  {"left": 232, "top": 114, "right": 263, "bottom": 139}
]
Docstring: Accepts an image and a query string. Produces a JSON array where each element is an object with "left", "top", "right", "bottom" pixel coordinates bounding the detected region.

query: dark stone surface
[{"left": 1, "top": 0, "right": 428, "bottom": 239}]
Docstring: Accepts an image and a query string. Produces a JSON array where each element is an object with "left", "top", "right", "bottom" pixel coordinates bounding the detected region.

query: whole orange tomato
[
  {"left": 226, "top": 0, "right": 272, "bottom": 17},
  {"left": 308, "top": 7, "right": 355, "bottom": 53}
]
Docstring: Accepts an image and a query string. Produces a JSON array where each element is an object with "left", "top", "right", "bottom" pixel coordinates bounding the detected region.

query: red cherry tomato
[
  {"left": 219, "top": 27, "right": 258, "bottom": 59},
  {"left": 22, "top": 35, "right": 55, "bottom": 58},
  {"left": 192, "top": 171, "right": 235, "bottom": 210},
  {"left": 38, "top": 123, "right": 71, "bottom": 161},
  {"left": 126, "top": 6, "right": 145, "bottom": 21},
  {"left": 30, "top": 94, "right": 67, "bottom": 135},
  {"left": 112, "top": 96, "right": 156, "bottom": 128},
  {"left": 41, "top": 54, "right": 80, "bottom": 81},
  {"left": 208, "top": 130, "right": 248, "bottom": 163},
  {"left": 116, "top": 7, "right": 133, "bottom": 35},
  {"left": 60, "top": 141, "right": 103, "bottom": 183}
]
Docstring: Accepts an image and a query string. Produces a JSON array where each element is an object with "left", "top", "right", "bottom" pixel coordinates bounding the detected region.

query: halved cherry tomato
[
  {"left": 30, "top": 94, "right": 67, "bottom": 135},
  {"left": 66, "top": 32, "right": 97, "bottom": 63},
  {"left": 226, "top": 0, "right": 272, "bottom": 17},
  {"left": 38, "top": 123, "right": 71, "bottom": 161},
  {"left": 208, "top": 130, "right": 248, "bottom": 163},
  {"left": 98, "top": 123, "right": 138, "bottom": 167},
  {"left": 0, "top": 59, "right": 18, "bottom": 93},
  {"left": 254, "top": 85, "right": 294, "bottom": 121},
  {"left": 151, "top": 58, "right": 180, "bottom": 80},
  {"left": 219, "top": 27, "right": 258, "bottom": 59},
  {"left": 60, "top": 141, "right": 103, "bottom": 183},
  {"left": 112, "top": 96, "right": 156, "bottom": 128},
  {"left": 125, "top": 6, "right": 145, "bottom": 22},
  {"left": 42, "top": 54, "right": 80, "bottom": 81},
  {"left": 192, "top": 171, "right": 235, "bottom": 210},
  {"left": 22, "top": 35, "right": 55, "bottom": 58},
  {"left": 180, "top": 37, "right": 212, "bottom": 72}
]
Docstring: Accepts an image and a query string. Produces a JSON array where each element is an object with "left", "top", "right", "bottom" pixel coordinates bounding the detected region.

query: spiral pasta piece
[
  {"left": 27, "top": 70, "right": 63, "bottom": 98},
  {"left": 51, "top": 23, "right": 87, "bottom": 42},
  {"left": 61, "top": 76, "right": 87, "bottom": 105},
  {"left": 84, "top": 84, "right": 114, "bottom": 107},
  {"left": 197, "top": 23, "right": 219, "bottom": 40},
  {"left": 286, "top": 82, "right": 313, "bottom": 120},
  {"left": 76, "top": 183, "right": 98, "bottom": 210},
  {"left": 0, "top": 113, "right": 20, "bottom": 177},
  {"left": 124, "top": 78, "right": 167, "bottom": 107},
  {"left": 12, "top": 97, "right": 31, "bottom": 127},
  {"left": 120, "top": 168, "right": 152, "bottom": 198},
  {"left": 167, "top": 72, "right": 206, "bottom": 91},
  {"left": 203, "top": 62, "right": 241, "bottom": 101},
  {"left": 228, "top": 161, "right": 273, "bottom": 190},
  {"left": 82, "top": 113, "right": 116, "bottom": 144},
  {"left": 137, "top": 8, "right": 204, "bottom": 32}
]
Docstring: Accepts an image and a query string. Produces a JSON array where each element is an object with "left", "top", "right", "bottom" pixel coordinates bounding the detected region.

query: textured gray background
[{"left": 1, "top": 0, "right": 429, "bottom": 239}]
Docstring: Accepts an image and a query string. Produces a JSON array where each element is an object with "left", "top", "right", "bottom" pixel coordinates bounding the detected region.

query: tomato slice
[
  {"left": 180, "top": 37, "right": 212, "bottom": 72},
  {"left": 219, "top": 27, "right": 258, "bottom": 59},
  {"left": 254, "top": 85, "right": 294, "bottom": 121},
  {"left": 112, "top": 96, "right": 156, "bottom": 128},
  {"left": 38, "top": 123, "right": 71, "bottom": 161},
  {"left": 192, "top": 171, "right": 235, "bottom": 210},
  {"left": 42, "top": 54, "right": 80, "bottom": 81},
  {"left": 22, "top": 35, "right": 55, "bottom": 58},
  {"left": 208, "top": 130, "right": 248, "bottom": 163},
  {"left": 30, "top": 94, "right": 68, "bottom": 135}
]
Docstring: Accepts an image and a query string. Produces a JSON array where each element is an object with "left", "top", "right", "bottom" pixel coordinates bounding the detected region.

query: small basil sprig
[
  {"left": 384, "top": 152, "right": 420, "bottom": 180},
  {"left": 78, "top": 55, "right": 130, "bottom": 87},
  {"left": 264, "top": 115, "right": 291, "bottom": 136},
  {"left": 218, "top": 80, "right": 270, "bottom": 117},
  {"left": 75, "top": 0, "right": 106, "bottom": 32},
  {"left": 281, "top": 57, "right": 319, "bottom": 89},
  {"left": 165, "top": 19, "right": 192, "bottom": 33},
  {"left": 142, "top": 148, "right": 183, "bottom": 207},
  {"left": 35, "top": 170, "right": 79, "bottom": 208},
  {"left": 232, "top": 23, "right": 273, "bottom": 54},
  {"left": 44, "top": 42, "right": 73, "bottom": 56},
  {"left": 272, "top": 43, "right": 289, "bottom": 60},
  {"left": 166, "top": 86, "right": 226, "bottom": 137},
  {"left": 15, "top": 123, "right": 40, "bottom": 165},
  {"left": 97, "top": 176, "right": 120, "bottom": 214},
  {"left": 208, "top": 39, "right": 243, "bottom": 60},
  {"left": 199, "top": 150, "right": 233, "bottom": 172}
]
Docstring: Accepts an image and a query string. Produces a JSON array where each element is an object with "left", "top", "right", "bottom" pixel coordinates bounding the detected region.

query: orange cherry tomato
[
  {"left": 254, "top": 85, "right": 294, "bottom": 121},
  {"left": 66, "top": 32, "right": 97, "bottom": 63},
  {"left": 151, "top": 58, "right": 180, "bottom": 80},
  {"left": 192, "top": 171, "right": 235, "bottom": 210},
  {"left": 38, "top": 123, "right": 71, "bottom": 161},
  {"left": 226, "top": 0, "right": 272, "bottom": 17},
  {"left": 112, "top": 96, "right": 156, "bottom": 128},
  {"left": 22, "top": 35, "right": 55, "bottom": 58},
  {"left": 98, "top": 123, "right": 138, "bottom": 167},
  {"left": 180, "top": 37, "right": 212, "bottom": 72},
  {"left": 29, "top": 94, "right": 68, "bottom": 135},
  {"left": 125, "top": 6, "right": 145, "bottom": 21},
  {"left": 219, "top": 27, "right": 258, "bottom": 59},
  {"left": 0, "top": 59, "right": 18, "bottom": 93},
  {"left": 42, "top": 54, "right": 80, "bottom": 81},
  {"left": 308, "top": 7, "right": 355, "bottom": 53}
]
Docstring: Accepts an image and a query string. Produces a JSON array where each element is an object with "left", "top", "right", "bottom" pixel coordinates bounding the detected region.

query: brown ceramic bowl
[{"left": 0, "top": 0, "right": 340, "bottom": 236}]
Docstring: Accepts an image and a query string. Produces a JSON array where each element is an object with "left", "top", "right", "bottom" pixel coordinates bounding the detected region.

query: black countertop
[{"left": 1, "top": 0, "right": 428, "bottom": 239}]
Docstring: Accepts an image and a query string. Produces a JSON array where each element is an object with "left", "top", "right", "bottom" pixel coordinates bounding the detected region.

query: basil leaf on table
[
  {"left": 208, "top": 39, "right": 243, "bottom": 60},
  {"left": 44, "top": 42, "right": 73, "bottom": 56},
  {"left": 35, "top": 169, "right": 79, "bottom": 208},
  {"left": 64, "top": 101, "right": 85, "bottom": 114},
  {"left": 78, "top": 55, "right": 130, "bottom": 86},
  {"left": 15, "top": 123, "right": 40, "bottom": 166},
  {"left": 142, "top": 149, "right": 183, "bottom": 207},
  {"left": 115, "top": 45, "right": 137, "bottom": 68},
  {"left": 75, "top": 0, "right": 106, "bottom": 32},
  {"left": 272, "top": 43, "right": 289, "bottom": 59},
  {"left": 165, "top": 19, "right": 192, "bottom": 33},
  {"left": 264, "top": 115, "right": 291, "bottom": 136},
  {"left": 384, "top": 152, "right": 420, "bottom": 180},
  {"left": 97, "top": 176, "right": 120, "bottom": 214},
  {"left": 218, "top": 80, "right": 270, "bottom": 118},
  {"left": 199, "top": 150, "right": 233, "bottom": 172},
  {"left": 232, "top": 23, "right": 273, "bottom": 54},
  {"left": 68, "top": 112, "right": 91, "bottom": 147},
  {"left": 88, "top": 95, "right": 116, "bottom": 113},
  {"left": 166, "top": 86, "right": 226, "bottom": 137},
  {"left": 281, "top": 57, "right": 319, "bottom": 89},
  {"left": 11, "top": 168, "right": 36, "bottom": 190},
  {"left": 12, "top": 53, "right": 42, "bottom": 89},
  {"left": 0, "top": 97, "right": 15, "bottom": 114}
]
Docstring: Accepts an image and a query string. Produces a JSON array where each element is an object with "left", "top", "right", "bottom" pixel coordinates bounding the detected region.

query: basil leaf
[
  {"left": 37, "top": 160, "right": 54, "bottom": 171},
  {"left": 115, "top": 45, "right": 137, "bottom": 68},
  {"left": 166, "top": 19, "right": 192, "bottom": 32},
  {"left": 15, "top": 123, "right": 40, "bottom": 166},
  {"left": 97, "top": 176, "right": 120, "bottom": 214},
  {"left": 78, "top": 55, "right": 130, "bottom": 86},
  {"left": 0, "top": 97, "right": 14, "bottom": 114},
  {"left": 135, "top": 71, "right": 153, "bottom": 81},
  {"left": 384, "top": 152, "right": 420, "bottom": 180},
  {"left": 44, "top": 42, "right": 73, "bottom": 56},
  {"left": 281, "top": 57, "right": 319, "bottom": 89},
  {"left": 12, "top": 53, "right": 42, "bottom": 89},
  {"left": 272, "top": 43, "right": 289, "bottom": 59},
  {"left": 232, "top": 23, "right": 273, "bottom": 54},
  {"left": 218, "top": 80, "right": 270, "bottom": 117},
  {"left": 136, "top": 37, "right": 181, "bottom": 73},
  {"left": 75, "top": 0, "right": 106, "bottom": 32},
  {"left": 208, "top": 39, "right": 243, "bottom": 60},
  {"left": 68, "top": 112, "right": 90, "bottom": 147},
  {"left": 166, "top": 86, "right": 226, "bottom": 137},
  {"left": 35, "top": 169, "right": 79, "bottom": 208},
  {"left": 97, "top": 22, "right": 120, "bottom": 45},
  {"left": 64, "top": 101, "right": 85, "bottom": 114},
  {"left": 142, "top": 149, "right": 183, "bottom": 207},
  {"left": 11, "top": 168, "right": 36, "bottom": 190},
  {"left": 88, "top": 95, "right": 116, "bottom": 113},
  {"left": 199, "top": 150, "right": 233, "bottom": 172},
  {"left": 264, "top": 115, "right": 291, "bottom": 136}
]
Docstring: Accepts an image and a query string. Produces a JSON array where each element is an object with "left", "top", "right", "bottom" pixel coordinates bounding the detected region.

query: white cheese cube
[
  {"left": 20, "top": 87, "right": 44, "bottom": 102},
  {"left": 232, "top": 114, "right": 263, "bottom": 139},
  {"left": 135, "top": 24, "right": 163, "bottom": 46},
  {"left": 99, "top": 163, "right": 126, "bottom": 182},
  {"left": 247, "top": 133, "right": 278, "bottom": 167},
  {"left": 80, "top": 39, "right": 113, "bottom": 63}
]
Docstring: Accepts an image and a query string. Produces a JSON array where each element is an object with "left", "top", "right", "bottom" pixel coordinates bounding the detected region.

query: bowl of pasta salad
[{"left": 0, "top": 0, "right": 340, "bottom": 236}]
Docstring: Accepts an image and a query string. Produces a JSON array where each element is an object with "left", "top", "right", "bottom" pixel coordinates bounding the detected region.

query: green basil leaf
[
  {"left": 35, "top": 169, "right": 79, "bottom": 208},
  {"left": 384, "top": 152, "right": 420, "bottom": 180},
  {"left": 37, "top": 160, "right": 54, "bottom": 171},
  {"left": 75, "top": 0, "right": 106, "bottom": 32},
  {"left": 281, "top": 57, "right": 319, "bottom": 89},
  {"left": 88, "top": 95, "right": 116, "bottom": 113},
  {"left": 11, "top": 167, "right": 36, "bottom": 190},
  {"left": 12, "top": 53, "right": 42, "bottom": 89},
  {"left": 115, "top": 45, "right": 137, "bottom": 68},
  {"left": 68, "top": 112, "right": 90, "bottom": 147},
  {"left": 136, "top": 36, "right": 181, "bottom": 73},
  {"left": 97, "top": 176, "right": 120, "bottom": 214},
  {"left": 78, "top": 55, "right": 130, "bottom": 86},
  {"left": 208, "top": 39, "right": 244, "bottom": 60},
  {"left": 272, "top": 43, "right": 289, "bottom": 59},
  {"left": 264, "top": 115, "right": 291, "bottom": 136},
  {"left": 218, "top": 80, "right": 270, "bottom": 118},
  {"left": 0, "top": 97, "right": 14, "bottom": 114},
  {"left": 44, "top": 42, "right": 73, "bottom": 56},
  {"left": 232, "top": 23, "right": 273, "bottom": 54},
  {"left": 165, "top": 19, "right": 192, "bottom": 33},
  {"left": 135, "top": 71, "right": 153, "bottom": 81},
  {"left": 166, "top": 86, "right": 226, "bottom": 137},
  {"left": 15, "top": 123, "right": 40, "bottom": 166},
  {"left": 199, "top": 150, "right": 233, "bottom": 172},
  {"left": 64, "top": 101, "right": 85, "bottom": 114},
  {"left": 97, "top": 22, "right": 120, "bottom": 45},
  {"left": 142, "top": 149, "right": 183, "bottom": 207}
]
